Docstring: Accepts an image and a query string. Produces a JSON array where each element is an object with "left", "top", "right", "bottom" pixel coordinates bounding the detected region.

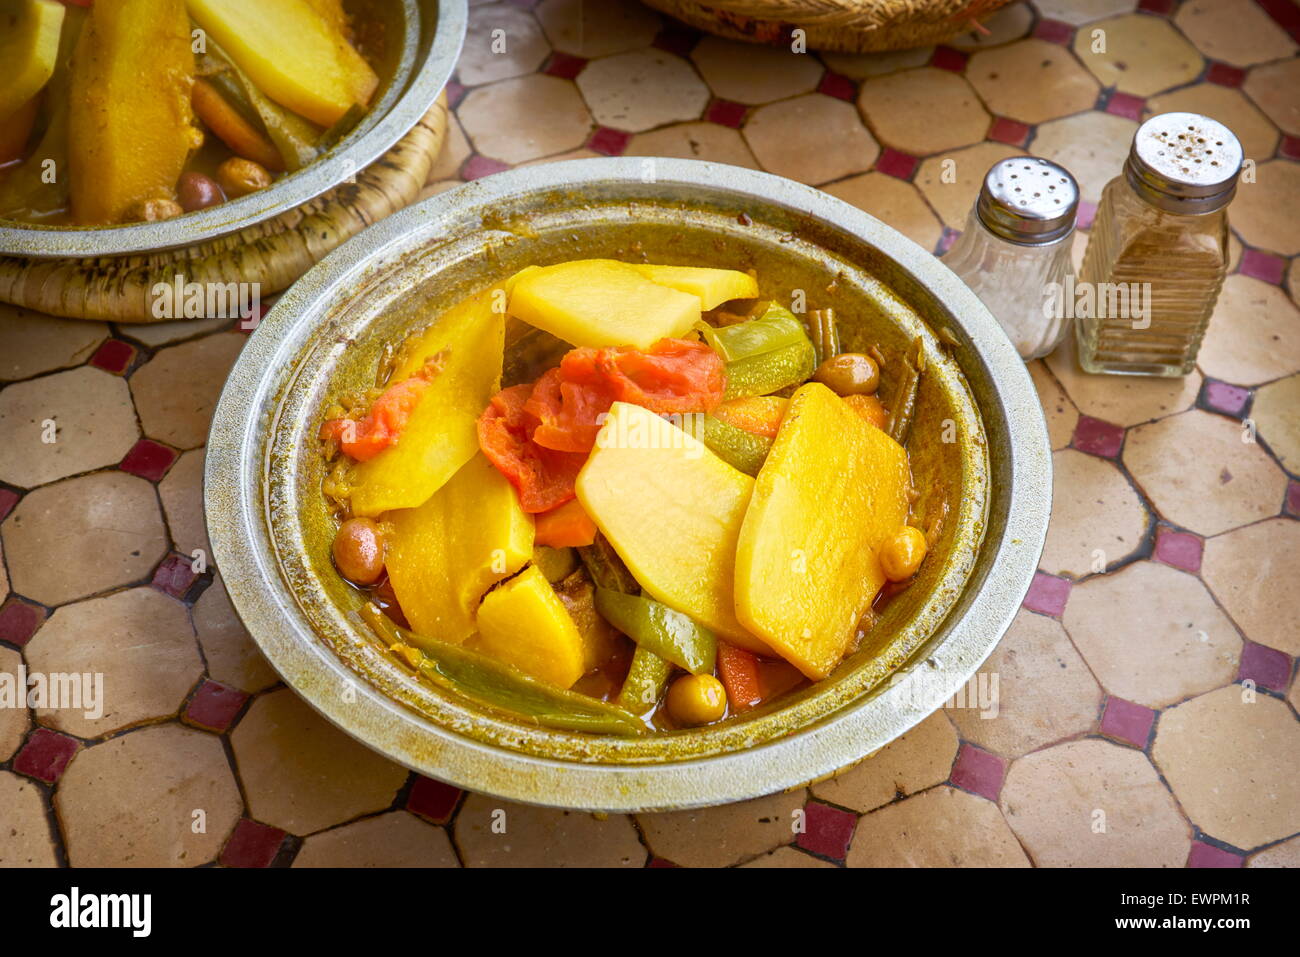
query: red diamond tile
[
  {"left": 1154, "top": 527, "right": 1203, "bottom": 573},
  {"left": 648, "top": 857, "right": 679, "bottom": 867},
  {"left": 1201, "top": 379, "right": 1251, "bottom": 417},
  {"left": 444, "top": 80, "right": 466, "bottom": 108},
  {"left": 949, "top": 743, "right": 1006, "bottom": 801},
  {"left": 875, "top": 148, "right": 919, "bottom": 180},
  {"left": 1205, "top": 62, "right": 1246, "bottom": 87},
  {"left": 1239, "top": 248, "right": 1287, "bottom": 285},
  {"left": 1258, "top": 0, "right": 1300, "bottom": 43},
  {"left": 461, "top": 155, "right": 511, "bottom": 181},
  {"left": 817, "top": 71, "right": 855, "bottom": 101},
  {"left": 89, "top": 339, "right": 135, "bottom": 375},
  {"left": 1138, "top": 0, "right": 1174, "bottom": 14},
  {"left": 184, "top": 680, "right": 249, "bottom": 732},
  {"left": 543, "top": 52, "right": 586, "bottom": 80},
  {"left": 1076, "top": 199, "right": 1098, "bottom": 231},
  {"left": 938, "top": 227, "right": 962, "bottom": 254},
  {"left": 1238, "top": 641, "right": 1292, "bottom": 692},
  {"left": 0, "top": 597, "right": 46, "bottom": 647},
  {"left": 988, "top": 116, "right": 1031, "bottom": 147},
  {"left": 1100, "top": 696, "right": 1157, "bottom": 748},
  {"left": 930, "top": 46, "right": 968, "bottom": 73},
  {"left": 406, "top": 775, "right": 463, "bottom": 824},
  {"left": 1105, "top": 91, "right": 1145, "bottom": 121},
  {"left": 1187, "top": 841, "right": 1244, "bottom": 868},
  {"left": 653, "top": 26, "right": 698, "bottom": 58},
  {"left": 1286, "top": 480, "right": 1300, "bottom": 517},
  {"left": 706, "top": 99, "right": 747, "bottom": 128},
  {"left": 1033, "top": 18, "right": 1074, "bottom": 44},
  {"left": 1072, "top": 415, "right": 1125, "bottom": 458},
  {"left": 587, "top": 126, "right": 632, "bottom": 157},
  {"left": 796, "top": 801, "right": 857, "bottom": 861},
  {"left": 0, "top": 486, "right": 18, "bottom": 522},
  {"left": 13, "top": 728, "right": 80, "bottom": 784},
  {"left": 119, "top": 438, "right": 178, "bottom": 482},
  {"left": 1023, "top": 571, "right": 1071, "bottom": 617},
  {"left": 151, "top": 553, "right": 201, "bottom": 600},
  {"left": 220, "top": 819, "right": 287, "bottom": 868},
  {"left": 1279, "top": 136, "right": 1300, "bottom": 161}
]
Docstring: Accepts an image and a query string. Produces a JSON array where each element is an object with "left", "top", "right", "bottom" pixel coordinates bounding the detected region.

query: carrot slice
[
  {"left": 712, "top": 395, "right": 787, "bottom": 438},
  {"left": 534, "top": 498, "right": 597, "bottom": 548},
  {"left": 841, "top": 393, "right": 888, "bottom": 430},
  {"left": 716, "top": 641, "right": 762, "bottom": 712},
  {"left": 191, "top": 77, "right": 284, "bottom": 172}
]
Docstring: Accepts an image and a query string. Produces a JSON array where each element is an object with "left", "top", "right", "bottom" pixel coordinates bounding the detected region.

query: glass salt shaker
[
  {"left": 1076, "top": 112, "right": 1242, "bottom": 377},
  {"left": 941, "top": 157, "right": 1080, "bottom": 360}
]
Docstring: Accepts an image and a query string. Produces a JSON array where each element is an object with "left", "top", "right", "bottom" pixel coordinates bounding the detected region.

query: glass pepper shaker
[
  {"left": 941, "top": 157, "right": 1080, "bottom": 360},
  {"left": 1076, "top": 112, "right": 1242, "bottom": 377}
]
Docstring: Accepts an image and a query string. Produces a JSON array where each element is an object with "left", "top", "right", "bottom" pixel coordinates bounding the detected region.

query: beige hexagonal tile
[
  {"left": 0, "top": 646, "right": 30, "bottom": 762},
  {"left": 967, "top": 39, "right": 1100, "bottom": 124},
  {"left": 459, "top": 74, "right": 592, "bottom": 164},
  {"left": 534, "top": 0, "right": 661, "bottom": 60},
  {"left": 427, "top": 113, "right": 471, "bottom": 183},
  {"left": 1229, "top": 160, "right": 1300, "bottom": 257},
  {"left": 1252, "top": 374, "right": 1300, "bottom": 474},
  {"left": 2, "top": 472, "right": 168, "bottom": 606},
  {"left": 847, "top": 786, "right": 1030, "bottom": 867},
  {"left": 857, "top": 68, "right": 990, "bottom": 155},
  {"left": 948, "top": 1, "right": 1033, "bottom": 49},
  {"left": 820, "top": 47, "right": 931, "bottom": 80},
  {"left": 0, "top": 304, "right": 107, "bottom": 383},
  {"left": 625, "top": 121, "right": 759, "bottom": 168},
  {"left": 740, "top": 846, "right": 837, "bottom": 868},
  {"left": 1042, "top": 449, "right": 1150, "bottom": 577},
  {"left": 1035, "top": 0, "right": 1135, "bottom": 24},
  {"left": 1289, "top": 258, "right": 1299, "bottom": 308},
  {"left": 1153, "top": 686, "right": 1300, "bottom": 850},
  {"left": 744, "top": 94, "right": 879, "bottom": 186},
  {"left": 822, "top": 172, "right": 943, "bottom": 252},
  {"left": 0, "top": 770, "right": 57, "bottom": 866},
  {"left": 1248, "top": 835, "right": 1300, "bottom": 868},
  {"left": 231, "top": 688, "right": 407, "bottom": 834},
  {"left": 0, "top": 366, "right": 138, "bottom": 488},
  {"left": 1244, "top": 58, "right": 1300, "bottom": 137},
  {"left": 1124, "top": 410, "right": 1286, "bottom": 536},
  {"left": 118, "top": 317, "right": 230, "bottom": 348},
  {"left": 1202, "top": 519, "right": 1300, "bottom": 656},
  {"left": 1028, "top": 359, "right": 1079, "bottom": 450},
  {"left": 915, "top": 141, "right": 1022, "bottom": 229},
  {"left": 26, "top": 588, "right": 202, "bottom": 738},
  {"left": 129, "top": 332, "right": 246, "bottom": 450},
  {"left": 638, "top": 788, "right": 805, "bottom": 866},
  {"left": 1146, "top": 84, "right": 1279, "bottom": 163},
  {"left": 56, "top": 723, "right": 242, "bottom": 866},
  {"left": 691, "top": 35, "right": 823, "bottom": 105},
  {"left": 293, "top": 812, "right": 459, "bottom": 867},
  {"left": 1001, "top": 738, "right": 1190, "bottom": 866},
  {"left": 457, "top": 3, "right": 549, "bottom": 86},
  {"left": 1031, "top": 111, "right": 1136, "bottom": 203},
  {"left": 811, "top": 711, "right": 959, "bottom": 812},
  {"left": 1073, "top": 14, "right": 1203, "bottom": 96},
  {"left": 1046, "top": 335, "right": 1201, "bottom": 426},
  {"left": 457, "top": 794, "right": 644, "bottom": 867},
  {"left": 158, "top": 448, "right": 208, "bottom": 560},
  {"left": 1062, "top": 561, "right": 1242, "bottom": 707},
  {"left": 947, "top": 609, "right": 1103, "bottom": 757},
  {"left": 192, "top": 573, "right": 279, "bottom": 694},
  {"left": 1174, "top": 0, "right": 1295, "bottom": 69},
  {"left": 577, "top": 50, "right": 710, "bottom": 132}
]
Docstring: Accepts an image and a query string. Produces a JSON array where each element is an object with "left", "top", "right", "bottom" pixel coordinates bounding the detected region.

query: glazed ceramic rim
[
  {"left": 0, "top": 0, "right": 467, "bottom": 259},
  {"left": 206, "top": 158, "right": 1051, "bottom": 811}
]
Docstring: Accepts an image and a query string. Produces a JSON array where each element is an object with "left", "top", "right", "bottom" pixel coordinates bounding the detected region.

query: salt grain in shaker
[{"left": 941, "top": 157, "right": 1080, "bottom": 360}]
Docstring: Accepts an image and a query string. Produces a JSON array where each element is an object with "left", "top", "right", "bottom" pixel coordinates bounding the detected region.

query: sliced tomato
[
  {"left": 320, "top": 375, "right": 431, "bottom": 461},
  {"left": 478, "top": 383, "right": 587, "bottom": 513}
]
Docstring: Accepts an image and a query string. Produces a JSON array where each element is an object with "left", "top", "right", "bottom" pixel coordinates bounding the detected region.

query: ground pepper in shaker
[
  {"left": 1075, "top": 112, "right": 1242, "bottom": 377},
  {"left": 941, "top": 157, "right": 1080, "bottom": 360}
]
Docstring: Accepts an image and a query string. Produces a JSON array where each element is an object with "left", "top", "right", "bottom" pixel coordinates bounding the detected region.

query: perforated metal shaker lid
[
  {"left": 977, "top": 157, "right": 1079, "bottom": 244},
  {"left": 1125, "top": 111, "right": 1243, "bottom": 214}
]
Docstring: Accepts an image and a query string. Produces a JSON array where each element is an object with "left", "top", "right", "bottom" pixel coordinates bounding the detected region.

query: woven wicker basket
[
  {"left": 0, "top": 97, "right": 449, "bottom": 323},
  {"left": 641, "top": 0, "right": 1012, "bottom": 52}
]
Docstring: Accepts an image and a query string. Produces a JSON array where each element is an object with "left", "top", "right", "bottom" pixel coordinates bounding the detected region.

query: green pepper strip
[
  {"left": 704, "top": 304, "right": 807, "bottom": 362},
  {"left": 578, "top": 534, "right": 641, "bottom": 594},
  {"left": 616, "top": 645, "right": 675, "bottom": 715},
  {"left": 358, "top": 604, "right": 645, "bottom": 736},
  {"left": 702, "top": 415, "right": 771, "bottom": 476},
  {"left": 593, "top": 589, "right": 717, "bottom": 676}
]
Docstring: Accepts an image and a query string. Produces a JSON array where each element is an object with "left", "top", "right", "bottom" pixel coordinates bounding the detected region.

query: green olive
[
  {"left": 812, "top": 352, "right": 880, "bottom": 396},
  {"left": 332, "top": 517, "right": 385, "bottom": 585}
]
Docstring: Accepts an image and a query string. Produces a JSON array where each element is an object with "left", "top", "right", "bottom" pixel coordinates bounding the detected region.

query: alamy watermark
[
  {"left": 150, "top": 273, "right": 261, "bottom": 327},
  {"left": 1043, "top": 276, "right": 1153, "bottom": 329},
  {"left": 0, "top": 667, "right": 104, "bottom": 721}
]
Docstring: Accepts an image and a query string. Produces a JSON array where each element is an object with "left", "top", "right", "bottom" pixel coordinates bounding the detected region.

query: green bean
[{"left": 887, "top": 336, "right": 926, "bottom": 444}]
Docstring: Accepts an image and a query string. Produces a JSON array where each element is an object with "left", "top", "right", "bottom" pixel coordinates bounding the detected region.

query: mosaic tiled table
[{"left": 1, "top": 0, "right": 1298, "bottom": 868}]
